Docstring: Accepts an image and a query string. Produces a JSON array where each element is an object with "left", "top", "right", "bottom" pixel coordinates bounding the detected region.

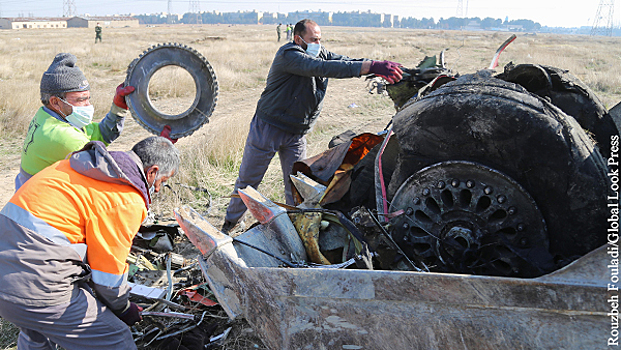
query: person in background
[
  {"left": 95, "top": 22, "right": 102, "bottom": 43},
  {"left": 221, "top": 18, "right": 403, "bottom": 233},
  {"left": 16, "top": 52, "right": 134, "bottom": 191},
  {"left": 286, "top": 23, "right": 292, "bottom": 41},
  {"left": 0, "top": 136, "right": 180, "bottom": 349},
  {"left": 277, "top": 23, "right": 282, "bottom": 42}
]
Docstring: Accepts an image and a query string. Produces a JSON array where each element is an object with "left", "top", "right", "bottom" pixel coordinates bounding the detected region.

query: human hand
[
  {"left": 118, "top": 302, "right": 143, "bottom": 326},
  {"left": 369, "top": 60, "right": 403, "bottom": 84},
  {"left": 113, "top": 83, "right": 135, "bottom": 110},
  {"left": 160, "top": 125, "right": 178, "bottom": 144}
]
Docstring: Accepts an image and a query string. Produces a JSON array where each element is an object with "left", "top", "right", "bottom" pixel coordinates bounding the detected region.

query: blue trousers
[
  {"left": 0, "top": 284, "right": 136, "bottom": 350},
  {"left": 225, "top": 115, "right": 306, "bottom": 224}
]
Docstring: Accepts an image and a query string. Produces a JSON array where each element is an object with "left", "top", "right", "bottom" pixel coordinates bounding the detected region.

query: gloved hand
[
  {"left": 369, "top": 60, "right": 403, "bottom": 84},
  {"left": 160, "top": 125, "right": 178, "bottom": 144},
  {"left": 118, "top": 302, "right": 143, "bottom": 326},
  {"left": 113, "top": 83, "right": 135, "bottom": 110}
]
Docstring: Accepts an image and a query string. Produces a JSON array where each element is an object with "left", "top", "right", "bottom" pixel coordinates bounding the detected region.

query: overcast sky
[{"left": 0, "top": 0, "right": 616, "bottom": 28}]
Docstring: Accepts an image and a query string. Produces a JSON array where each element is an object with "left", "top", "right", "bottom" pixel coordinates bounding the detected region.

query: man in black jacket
[{"left": 222, "top": 18, "right": 402, "bottom": 233}]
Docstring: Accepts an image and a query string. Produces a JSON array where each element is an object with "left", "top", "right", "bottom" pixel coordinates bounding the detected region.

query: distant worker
[
  {"left": 16, "top": 52, "right": 135, "bottom": 191},
  {"left": 221, "top": 18, "right": 403, "bottom": 233},
  {"left": 0, "top": 136, "right": 180, "bottom": 349},
  {"left": 277, "top": 23, "right": 282, "bottom": 42},
  {"left": 286, "top": 23, "right": 292, "bottom": 41},
  {"left": 95, "top": 22, "right": 102, "bottom": 43}
]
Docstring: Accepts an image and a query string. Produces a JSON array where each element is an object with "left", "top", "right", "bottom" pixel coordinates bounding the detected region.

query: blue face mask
[
  {"left": 60, "top": 98, "right": 94, "bottom": 129},
  {"left": 300, "top": 37, "right": 321, "bottom": 58}
]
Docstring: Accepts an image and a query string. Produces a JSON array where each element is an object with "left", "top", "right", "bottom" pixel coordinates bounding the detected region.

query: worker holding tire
[{"left": 16, "top": 52, "right": 135, "bottom": 191}]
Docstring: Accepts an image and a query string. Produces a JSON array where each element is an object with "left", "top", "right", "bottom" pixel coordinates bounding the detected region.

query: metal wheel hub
[{"left": 388, "top": 161, "right": 554, "bottom": 277}]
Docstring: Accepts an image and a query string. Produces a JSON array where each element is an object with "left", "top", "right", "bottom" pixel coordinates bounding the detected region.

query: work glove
[
  {"left": 160, "top": 125, "right": 179, "bottom": 144},
  {"left": 118, "top": 302, "right": 143, "bottom": 326},
  {"left": 113, "top": 83, "right": 135, "bottom": 110},
  {"left": 369, "top": 60, "right": 403, "bottom": 84}
]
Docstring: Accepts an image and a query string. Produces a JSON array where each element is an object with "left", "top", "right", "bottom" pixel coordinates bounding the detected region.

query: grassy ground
[{"left": 0, "top": 24, "right": 620, "bottom": 348}]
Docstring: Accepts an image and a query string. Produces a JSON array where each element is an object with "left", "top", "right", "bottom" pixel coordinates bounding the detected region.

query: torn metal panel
[
  {"left": 289, "top": 172, "right": 326, "bottom": 207},
  {"left": 176, "top": 204, "right": 609, "bottom": 350}
]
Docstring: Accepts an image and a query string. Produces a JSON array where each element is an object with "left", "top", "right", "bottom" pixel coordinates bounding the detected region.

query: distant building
[
  {"left": 66, "top": 16, "right": 139, "bottom": 28},
  {"left": 0, "top": 17, "right": 67, "bottom": 30}
]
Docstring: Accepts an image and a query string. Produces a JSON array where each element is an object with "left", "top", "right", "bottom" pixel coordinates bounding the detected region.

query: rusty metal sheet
[
  {"left": 292, "top": 140, "right": 351, "bottom": 185},
  {"left": 292, "top": 133, "right": 384, "bottom": 205}
]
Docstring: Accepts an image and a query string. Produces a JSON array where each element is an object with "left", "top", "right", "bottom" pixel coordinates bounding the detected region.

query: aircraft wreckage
[{"left": 172, "top": 36, "right": 619, "bottom": 349}]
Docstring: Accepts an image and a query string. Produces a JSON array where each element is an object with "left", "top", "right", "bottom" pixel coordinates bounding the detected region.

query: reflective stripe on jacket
[{"left": 0, "top": 142, "right": 148, "bottom": 312}]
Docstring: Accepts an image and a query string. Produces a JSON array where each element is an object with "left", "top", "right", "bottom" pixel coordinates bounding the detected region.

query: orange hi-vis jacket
[{"left": 0, "top": 141, "right": 149, "bottom": 314}]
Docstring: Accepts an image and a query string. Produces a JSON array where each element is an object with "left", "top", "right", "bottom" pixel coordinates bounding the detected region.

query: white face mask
[
  {"left": 148, "top": 169, "right": 160, "bottom": 197},
  {"left": 60, "top": 98, "right": 94, "bottom": 129},
  {"left": 300, "top": 37, "right": 321, "bottom": 58}
]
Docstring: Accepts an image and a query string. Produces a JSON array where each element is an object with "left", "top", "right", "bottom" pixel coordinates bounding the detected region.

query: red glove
[
  {"left": 113, "top": 83, "right": 135, "bottom": 110},
  {"left": 160, "top": 125, "right": 178, "bottom": 144},
  {"left": 369, "top": 60, "right": 403, "bottom": 84},
  {"left": 118, "top": 302, "right": 143, "bottom": 326}
]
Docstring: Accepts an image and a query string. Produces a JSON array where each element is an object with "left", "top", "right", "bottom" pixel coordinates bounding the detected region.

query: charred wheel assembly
[
  {"left": 388, "top": 161, "right": 552, "bottom": 277},
  {"left": 293, "top": 54, "right": 617, "bottom": 278},
  {"left": 377, "top": 71, "right": 613, "bottom": 277}
]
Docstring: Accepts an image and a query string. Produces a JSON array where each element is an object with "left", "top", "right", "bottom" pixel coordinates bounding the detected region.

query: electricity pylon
[
  {"left": 189, "top": 0, "right": 202, "bottom": 24},
  {"left": 63, "top": 0, "right": 76, "bottom": 17},
  {"left": 591, "top": 0, "right": 615, "bottom": 36}
]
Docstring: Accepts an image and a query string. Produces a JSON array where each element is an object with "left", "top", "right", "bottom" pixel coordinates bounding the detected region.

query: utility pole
[
  {"left": 189, "top": 0, "right": 202, "bottom": 24},
  {"left": 591, "top": 0, "right": 615, "bottom": 36},
  {"left": 63, "top": 0, "right": 76, "bottom": 17}
]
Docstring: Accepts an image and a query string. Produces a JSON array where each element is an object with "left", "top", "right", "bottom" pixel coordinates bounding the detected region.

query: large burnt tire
[
  {"left": 497, "top": 63, "right": 619, "bottom": 158},
  {"left": 388, "top": 71, "right": 610, "bottom": 262}
]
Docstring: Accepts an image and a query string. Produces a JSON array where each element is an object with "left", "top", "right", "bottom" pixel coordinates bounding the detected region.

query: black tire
[
  {"left": 388, "top": 72, "right": 610, "bottom": 261},
  {"left": 125, "top": 43, "right": 218, "bottom": 139},
  {"left": 497, "top": 63, "right": 619, "bottom": 158}
]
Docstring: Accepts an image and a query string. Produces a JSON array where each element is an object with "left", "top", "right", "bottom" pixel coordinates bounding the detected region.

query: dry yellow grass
[{"left": 0, "top": 24, "right": 620, "bottom": 349}]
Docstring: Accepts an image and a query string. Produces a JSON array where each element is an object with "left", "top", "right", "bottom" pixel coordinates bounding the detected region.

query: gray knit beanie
[{"left": 40, "top": 53, "right": 90, "bottom": 94}]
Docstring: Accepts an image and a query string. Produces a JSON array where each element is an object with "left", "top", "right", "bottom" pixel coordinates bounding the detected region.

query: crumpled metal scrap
[{"left": 127, "top": 224, "right": 265, "bottom": 349}]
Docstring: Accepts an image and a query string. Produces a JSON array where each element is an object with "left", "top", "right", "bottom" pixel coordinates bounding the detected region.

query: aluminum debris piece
[
  {"left": 176, "top": 203, "right": 610, "bottom": 349},
  {"left": 141, "top": 311, "right": 196, "bottom": 320}
]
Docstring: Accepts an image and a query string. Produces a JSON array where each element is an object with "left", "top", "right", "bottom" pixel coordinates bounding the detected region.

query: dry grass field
[{"left": 0, "top": 23, "right": 620, "bottom": 349}]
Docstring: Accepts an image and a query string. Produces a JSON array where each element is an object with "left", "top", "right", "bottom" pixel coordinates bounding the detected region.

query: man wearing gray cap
[{"left": 15, "top": 52, "right": 134, "bottom": 191}]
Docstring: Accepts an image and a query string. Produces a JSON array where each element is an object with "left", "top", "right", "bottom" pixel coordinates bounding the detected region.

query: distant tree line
[{"left": 134, "top": 10, "right": 541, "bottom": 32}]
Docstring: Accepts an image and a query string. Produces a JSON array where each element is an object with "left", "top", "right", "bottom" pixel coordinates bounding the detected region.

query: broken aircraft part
[
  {"left": 125, "top": 43, "right": 218, "bottom": 138},
  {"left": 387, "top": 72, "right": 611, "bottom": 269},
  {"left": 175, "top": 203, "right": 610, "bottom": 350}
]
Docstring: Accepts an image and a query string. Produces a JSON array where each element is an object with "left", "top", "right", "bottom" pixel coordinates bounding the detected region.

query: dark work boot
[{"left": 220, "top": 220, "right": 237, "bottom": 235}]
